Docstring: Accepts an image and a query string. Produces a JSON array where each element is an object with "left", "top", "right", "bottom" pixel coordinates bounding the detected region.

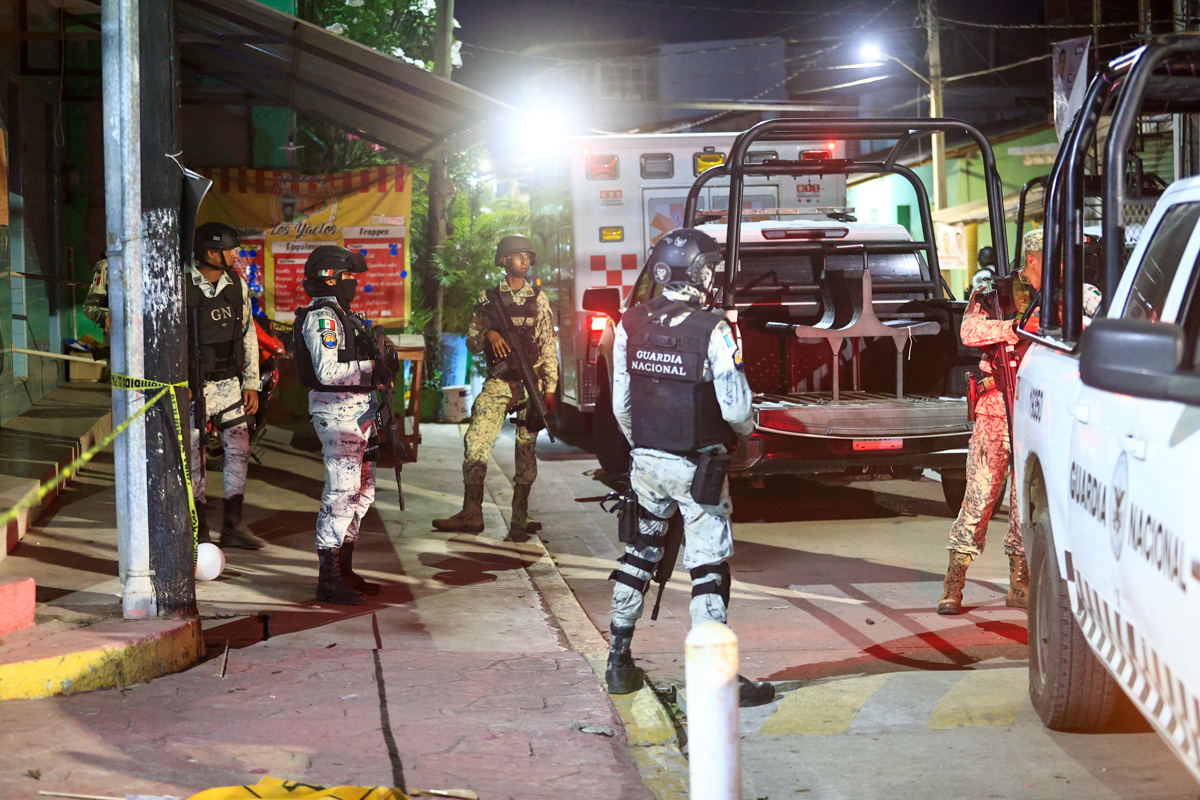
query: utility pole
[
  {"left": 923, "top": 0, "right": 947, "bottom": 211},
  {"left": 425, "top": 0, "right": 455, "bottom": 345},
  {"left": 103, "top": 0, "right": 194, "bottom": 619}
]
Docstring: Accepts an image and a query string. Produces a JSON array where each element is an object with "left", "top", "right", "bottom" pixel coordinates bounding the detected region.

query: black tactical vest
[
  {"left": 186, "top": 271, "right": 244, "bottom": 382},
  {"left": 622, "top": 296, "right": 729, "bottom": 454},
  {"left": 483, "top": 285, "right": 541, "bottom": 379},
  {"left": 293, "top": 299, "right": 374, "bottom": 394}
]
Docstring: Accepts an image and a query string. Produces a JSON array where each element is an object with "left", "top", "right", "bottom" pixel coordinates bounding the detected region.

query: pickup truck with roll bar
[
  {"left": 1014, "top": 33, "right": 1200, "bottom": 783},
  {"left": 584, "top": 117, "right": 1011, "bottom": 511}
]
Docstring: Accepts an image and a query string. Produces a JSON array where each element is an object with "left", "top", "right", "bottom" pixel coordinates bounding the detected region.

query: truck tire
[
  {"left": 593, "top": 371, "right": 631, "bottom": 476},
  {"left": 940, "top": 475, "right": 966, "bottom": 512},
  {"left": 1027, "top": 503, "right": 1119, "bottom": 731}
]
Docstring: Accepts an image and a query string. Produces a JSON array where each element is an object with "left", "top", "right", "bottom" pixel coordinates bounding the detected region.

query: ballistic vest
[
  {"left": 293, "top": 299, "right": 373, "bottom": 394},
  {"left": 483, "top": 284, "right": 541, "bottom": 380},
  {"left": 186, "top": 271, "right": 244, "bottom": 382},
  {"left": 622, "top": 296, "right": 729, "bottom": 455}
]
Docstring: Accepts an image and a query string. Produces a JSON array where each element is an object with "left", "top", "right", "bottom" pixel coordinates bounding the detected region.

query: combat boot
[
  {"left": 219, "top": 495, "right": 266, "bottom": 550},
  {"left": 339, "top": 540, "right": 380, "bottom": 595},
  {"left": 1006, "top": 553, "right": 1029, "bottom": 609},
  {"left": 605, "top": 624, "right": 644, "bottom": 695},
  {"left": 937, "top": 551, "right": 973, "bottom": 615},
  {"left": 432, "top": 484, "right": 485, "bottom": 533},
  {"left": 315, "top": 546, "right": 364, "bottom": 606},
  {"left": 739, "top": 675, "right": 777, "bottom": 707},
  {"left": 510, "top": 483, "right": 543, "bottom": 535}
]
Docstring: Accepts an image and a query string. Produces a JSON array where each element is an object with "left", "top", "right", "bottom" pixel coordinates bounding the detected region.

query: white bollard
[{"left": 685, "top": 620, "right": 741, "bottom": 800}]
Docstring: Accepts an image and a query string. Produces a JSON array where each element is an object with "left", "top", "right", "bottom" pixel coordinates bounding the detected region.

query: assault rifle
[
  {"left": 479, "top": 287, "right": 555, "bottom": 443},
  {"left": 980, "top": 283, "right": 1018, "bottom": 435},
  {"left": 352, "top": 315, "right": 407, "bottom": 511},
  {"left": 649, "top": 512, "right": 685, "bottom": 620}
]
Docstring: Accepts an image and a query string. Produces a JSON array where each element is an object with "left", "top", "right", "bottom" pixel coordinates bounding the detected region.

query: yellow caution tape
[
  {"left": 189, "top": 776, "right": 408, "bottom": 799},
  {"left": 0, "top": 373, "right": 198, "bottom": 550}
]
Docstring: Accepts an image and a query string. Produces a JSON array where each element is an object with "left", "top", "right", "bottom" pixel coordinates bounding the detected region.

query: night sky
[{"left": 452, "top": 0, "right": 1048, "bottom": 101}]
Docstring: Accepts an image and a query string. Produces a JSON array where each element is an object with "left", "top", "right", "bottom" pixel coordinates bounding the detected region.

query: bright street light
[{"left": 859, "top": 43, "right": 883, "bottom": 62}]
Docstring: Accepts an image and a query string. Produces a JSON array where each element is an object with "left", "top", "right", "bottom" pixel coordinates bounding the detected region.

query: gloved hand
[{"left": 371, "top": 326, "right": 400, "bottom": 374}]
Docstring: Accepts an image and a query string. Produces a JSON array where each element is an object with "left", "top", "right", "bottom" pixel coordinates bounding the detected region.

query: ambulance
[{"left": 531, "top": 133, "right": 846, "bottom": 425}]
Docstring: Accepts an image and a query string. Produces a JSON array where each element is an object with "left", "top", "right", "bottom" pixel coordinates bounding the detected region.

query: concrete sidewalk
[{"left": 0, "top": 421, "right": 681, "bottom": 799}]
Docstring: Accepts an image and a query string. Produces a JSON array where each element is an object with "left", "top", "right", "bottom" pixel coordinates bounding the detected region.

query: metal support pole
[
  {"left": 924, "top": 0, "right": 947, "bottom": 211},
  {"left": 103, "top": 0, "right": 153, "bottom": 618},
  {"left": 102, "top": 0, "right": 193, "bottom": 618},
  {"left": 686, "top": 621, "right": 741, "bottom": 800}
]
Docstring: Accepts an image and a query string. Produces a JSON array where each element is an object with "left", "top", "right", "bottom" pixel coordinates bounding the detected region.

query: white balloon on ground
[{"left": 195, "top": 542, "right": 226, "bottom": 581}]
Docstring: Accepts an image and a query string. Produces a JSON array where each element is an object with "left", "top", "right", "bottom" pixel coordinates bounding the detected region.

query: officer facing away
[
  {"left": 187, "top": 222, "right": 264, "bottom": 550},
  {"left": 938, "top": 228, "right": 1045, "bottom": 615},
  {"left": 295, "top": 245, "right": 395, "bottom": 606},
  {"left": 433, "top": 234, "right": 559, "bottom": 536},
  {"left": 606, "top": 228, "right": 775, "bottom": 708}
]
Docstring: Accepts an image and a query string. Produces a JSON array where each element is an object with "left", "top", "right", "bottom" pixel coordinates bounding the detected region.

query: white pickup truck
[{"left": 1016, "top": 169, "right": 1200, "bottom": 780}]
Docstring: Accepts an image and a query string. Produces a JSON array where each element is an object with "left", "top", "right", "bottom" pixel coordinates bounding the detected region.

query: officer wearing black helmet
[
  {"left": 295, "top": 244, "right": 388, "bottom": 605},
  {"left": 605, "top": 227, "right": 774, "bottom": 707},
  {"left": 433, "top": 234, "right": 559, "bottom": 536},
  {"left": 187, "top": 221, "right": 264, "bottom": 550}
]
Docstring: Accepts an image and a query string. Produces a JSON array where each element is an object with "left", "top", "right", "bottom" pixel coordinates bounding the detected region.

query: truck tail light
[
  {"left": 756, "top": 409, "right": 807, "bottom": 434},
  {"left": 760, "top": 227, "right": 849, "bottom": 240},
  {"left": 586, "top": 315, "right": 607, "bottom": 364}
]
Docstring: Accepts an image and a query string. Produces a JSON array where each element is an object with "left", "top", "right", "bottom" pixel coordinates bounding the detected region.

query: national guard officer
[
  {"left": 938, "top": 228, "right": 1044, "bottom": 615},
  {"left": 188, "top": 222, "right": 264, "bottom": 550},
  {"left": 295, "top": 245, "right": 394, "bottom": 606},
  {"left": 432, "top": 234, "right": 558, "bottom": 536},
  {"left": 605, "top": 228, "right": 774, "bottom": 707}
]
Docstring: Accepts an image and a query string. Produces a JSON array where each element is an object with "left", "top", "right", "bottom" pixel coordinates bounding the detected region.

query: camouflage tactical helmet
[
  {"left": 1023, "top": 228, "right": 1044, "bottom": 254},
  {"left": 495, "top": 234, "right": 537, "bottom": 267}
]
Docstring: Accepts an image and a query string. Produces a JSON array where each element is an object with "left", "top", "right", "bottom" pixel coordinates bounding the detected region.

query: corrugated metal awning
[{"left": 175, "top": 0, "right": 508, "bottom": 160}]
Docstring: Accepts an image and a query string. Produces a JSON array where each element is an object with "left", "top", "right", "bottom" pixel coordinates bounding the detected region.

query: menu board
[{"left": 270, "top": 241, "right": 321, "bottom": 321}]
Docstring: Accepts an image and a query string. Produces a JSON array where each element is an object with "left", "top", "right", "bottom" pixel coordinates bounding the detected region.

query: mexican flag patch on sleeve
[{"left": 318, "top": 319, "right": 333, "bottom": 331}]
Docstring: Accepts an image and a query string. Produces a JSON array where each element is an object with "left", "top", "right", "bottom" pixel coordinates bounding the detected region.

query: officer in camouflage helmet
[
  {"left": 938, "top": 228, "right": 1043, "bottom": 615},
  {"left": 605, "top": 227, "right": 774, "bottom": 708},
  {"left": 187, "top": 222, "right": 264, "bottom": 550},
  {"left": 433, "top": 234, "right": 559, "bottom": 536},
  {"left": 295, "top": 245, "right": 393, "bottom": 606}
]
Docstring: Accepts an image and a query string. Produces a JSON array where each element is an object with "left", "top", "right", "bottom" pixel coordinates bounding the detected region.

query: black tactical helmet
[
  {"left": 648, "top": 228, "right": 722, "bottom": 290},
  {"left": 494, "top": 234, "right": 537, "bottom": 267},
  {"left": 194, "top": 222, "right": 241, "bottom": 253},
  {"left": 304, "top": 245, "right": 368, "bottom": 280}
]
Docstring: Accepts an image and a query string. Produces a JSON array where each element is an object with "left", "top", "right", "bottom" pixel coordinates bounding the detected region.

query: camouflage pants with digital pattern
[
  {"left": 610, "top": 449, "right": 734, "bottom": 631},
  {"left": 947, "top": 411, "right": 1022, "bottom": 558},
  {"left": 461, "top": 377, "right": 538, "bottom": 487},
  {"left": 313, "top": 404, "right": 377, "bottom": 549},
  {"left": 188, "top": 377, "right": 250, "bottom": 504}
]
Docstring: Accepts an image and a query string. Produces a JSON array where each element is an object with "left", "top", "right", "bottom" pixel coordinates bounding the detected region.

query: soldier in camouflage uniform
[
  {"left": 938, "top": 229, "right": 1042, "bottom": 615},
  {"left": 295, "top": 245, "right": 392, "bottom": 606},
  {"left": 433, "top": 235, "right": 559, "bottom": 536},
  {"left": 605, "top": 228, "right": 775, "bottom": 708},
  {"left": 187, "top": 222, "right": 264, "bottom": 550},
  {"left": 83, "top": 258, "right": 110, "bottom": 333}
]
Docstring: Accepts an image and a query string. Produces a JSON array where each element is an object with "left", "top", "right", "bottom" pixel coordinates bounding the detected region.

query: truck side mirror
[
  {"left": 1080, "top": 318, "right": 1200, "bottom": 404},
  {"left": 582, "top": 286, "right": 623, "bottom": 323},
  {"left": 977, "top": 246, "right": 997, "bottom": 268}
]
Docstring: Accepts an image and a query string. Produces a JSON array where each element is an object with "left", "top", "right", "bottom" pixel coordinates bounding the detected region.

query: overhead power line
[{"left": 940, "top": 16, "right": 1140, "bottom": 30}]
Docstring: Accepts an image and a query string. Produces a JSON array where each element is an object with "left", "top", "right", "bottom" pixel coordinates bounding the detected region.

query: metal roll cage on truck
[
  {"left": 1015, "top": 33, "right": 1200, "bottom": 783},
  {"left": 585, "top": 117, "right": 1010, "bottom": 511}
]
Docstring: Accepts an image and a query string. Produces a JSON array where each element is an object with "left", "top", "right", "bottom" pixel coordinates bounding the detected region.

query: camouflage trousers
[
  {"left": 461, "top": 377, "right": 538, "bottom": 487},
  {"left": 188, "top": 377, "right": 250, "bottom": 504},
  {"left": 313, "top": 404, "right": 377, "bottom": 549},
  {"left": 611, "top": 449, "right": 734, "bottom": 631},
  {"left": 947, "top": 411, "right": 1023, "bottom": 558}
]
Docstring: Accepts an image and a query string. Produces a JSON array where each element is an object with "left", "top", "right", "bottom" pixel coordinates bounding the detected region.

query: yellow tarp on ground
[{"left": 190, "top": 776, "right": 407, "bottom": 799}]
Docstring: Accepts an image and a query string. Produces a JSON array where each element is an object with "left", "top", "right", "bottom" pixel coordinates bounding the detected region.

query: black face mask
[{"left": 334, "top": 278, "right": 358, "bottom": 307}]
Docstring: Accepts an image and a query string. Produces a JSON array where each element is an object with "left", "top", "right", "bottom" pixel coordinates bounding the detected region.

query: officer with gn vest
[
  {"left": 605, "top": 228, "right": 774, "bottom": 707},
  {"left": 295, "top": 245, "right": 396, "bottom": 606},
  {"left": 187, "top": 222, "right": 264, "bottom": 550}
]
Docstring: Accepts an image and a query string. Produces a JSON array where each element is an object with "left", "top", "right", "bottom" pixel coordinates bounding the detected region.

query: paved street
[{"left": 495, "top": 423, "right": 1200, "bottom": 799}]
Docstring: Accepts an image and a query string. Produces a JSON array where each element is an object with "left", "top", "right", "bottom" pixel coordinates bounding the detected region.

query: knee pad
[{"left": 690, "top": 562, "right": 731, "bottom": 609}]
